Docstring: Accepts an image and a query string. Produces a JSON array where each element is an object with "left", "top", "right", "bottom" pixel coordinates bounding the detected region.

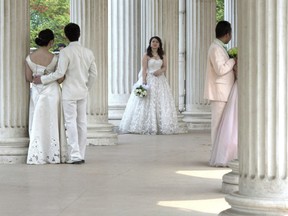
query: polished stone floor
[{"left": 0, "top": 131, "right": 231, "bottom": 216}]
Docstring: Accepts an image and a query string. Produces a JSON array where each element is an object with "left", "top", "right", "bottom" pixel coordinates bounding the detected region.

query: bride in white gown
[
  {"left": 119, "top": 36, "right": 178, "bottom": 135},
  {"left": 25, "top": 29, "right": 67, "bottom": 164}
]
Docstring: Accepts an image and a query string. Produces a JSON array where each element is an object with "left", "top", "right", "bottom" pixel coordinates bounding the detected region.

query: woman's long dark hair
[{"left": 146, "top": 36, "right": 164, "bottom": 59}]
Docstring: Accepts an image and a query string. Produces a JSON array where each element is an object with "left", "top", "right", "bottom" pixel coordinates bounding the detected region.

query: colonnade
[{"left": 1, "top": 1, "right": 288, "bottom": 214}]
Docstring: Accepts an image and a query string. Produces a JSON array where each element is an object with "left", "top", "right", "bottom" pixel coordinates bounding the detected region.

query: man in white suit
[
  {"left": 34, "top": 23, "right": 97, "bottom": 164},
  {"left": 204, "top": 21, "right": 237, "bottom": 148}
]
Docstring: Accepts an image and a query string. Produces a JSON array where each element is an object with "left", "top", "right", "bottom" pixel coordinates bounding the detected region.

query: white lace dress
[
  {"left": 26, "top": 55, "right": 67, "bottom": 164},
  {"left": 119, "top": 58, "right": 178, "bottom": 135}
]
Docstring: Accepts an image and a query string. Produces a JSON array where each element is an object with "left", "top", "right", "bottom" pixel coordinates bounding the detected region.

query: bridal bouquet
[
  {"left": 134, "top": 84, "right": 149, "bottom": 98},
  {"left": 228, "top": 47, "right": 238, "bottom": 58}
]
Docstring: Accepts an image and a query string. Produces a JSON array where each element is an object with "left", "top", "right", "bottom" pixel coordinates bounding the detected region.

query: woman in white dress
[
  {"left": 119, "top": 36, "right": 178, "bottom": 135},
  {"left": 25, "top": 29, "right": 66, "bottom": 164}
]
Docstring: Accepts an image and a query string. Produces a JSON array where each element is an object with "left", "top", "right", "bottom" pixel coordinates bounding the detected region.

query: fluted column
[
  {"left": 179, "top": 0, "right": 186, "bottom": 112},
  {"left": 177, "top": 0, "right": 188, "bottom": 133},
  {"left": 222, "top": 0, "right": 239, "bottom": 194},
  {"left": 183, "top": 0, "right": 216, "bottom": 130},
  {"left": 224, "top": 0, "right": 237, "bottom": 49},
  {"left": 108, "top": 0, "right": 141, "bottom": 124},
  {"left": 140, "top": 0, "right": 162, "bottom": 53},
  {"left": 0, "top": 0, "right": 30, "bottom": 163},
  {"left": 141, "top": 0, "right": 188, "bottom": 133},
  {"left": 70, "top": 0, "right": 117, "bottom": 145},
  {"left": 221, "top": 0, "right": 288, "bottom": 215}
]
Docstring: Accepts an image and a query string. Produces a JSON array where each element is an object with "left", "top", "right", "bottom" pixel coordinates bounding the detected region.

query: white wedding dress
[
  {"left": 119, "top": 58, "right": 178, "bottom": 135},
  {"left": 209, "top": 81, "right": 238, "bottom": 167},
  {"left": 26, "top": 55, "right": 67, "bottom": 164}
]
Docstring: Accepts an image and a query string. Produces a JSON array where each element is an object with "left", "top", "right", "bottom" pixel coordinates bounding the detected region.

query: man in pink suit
[{"left": 204, "top": 21, "right": 237, "bottom": 148}]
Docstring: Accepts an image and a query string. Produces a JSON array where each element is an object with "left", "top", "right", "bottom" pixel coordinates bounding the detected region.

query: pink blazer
[{"left": 204, "top": 39, "right": 235, "bottom": 102}]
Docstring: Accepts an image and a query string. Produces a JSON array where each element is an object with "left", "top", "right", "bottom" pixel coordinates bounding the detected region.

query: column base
[
  {"left": 177, "top": 113, "right": 188, "bottom": 133},
  {"left": 87, "top": 123, "right": 118, "bottom": 146},
  {"left": 220, "top": 192, "right": 288, "bottom": 216},
  {"left": 182, "top": 111, "right": 211, "bottom": 130},
  {"left": 222, "top": 160, "right": 239, "bottom": 194},
  {"left": 0, "top": 138, "right": 29, "bottom": 164}
]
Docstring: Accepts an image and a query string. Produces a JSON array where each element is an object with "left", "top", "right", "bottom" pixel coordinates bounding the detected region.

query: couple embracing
[{"left": 25, "top": 23, "right": 97, "bottom": 165}]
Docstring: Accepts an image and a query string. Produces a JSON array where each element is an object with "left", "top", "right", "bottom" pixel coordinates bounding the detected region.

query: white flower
[{"left": 134, "top": 84, "right": 148, "bottom": 98}]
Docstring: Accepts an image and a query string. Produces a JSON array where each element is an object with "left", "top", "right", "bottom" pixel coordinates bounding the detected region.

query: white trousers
[
  {"left": 210, "top": 101, "right": 226, "bottom": 147},
  {"left": 63, "top": 98, "right": 87, "bottom": 161}
]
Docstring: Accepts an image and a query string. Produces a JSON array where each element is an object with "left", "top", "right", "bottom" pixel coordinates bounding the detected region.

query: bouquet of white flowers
[{"left": 134, "top": 84, "right": 149, "bottom": 98}]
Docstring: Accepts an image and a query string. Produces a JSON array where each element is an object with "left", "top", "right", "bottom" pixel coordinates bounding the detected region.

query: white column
[
  {"left": 221, "top": 0, "right": 288, "bottom": 215},
  {"left": 141, "top": 0, "right": 188, "bottom": 133},
  {"left": 0, "top": 0, "right": 30, "bottom": 163},
  {"left": 140, "top": 0, "right": 163, "bottom": 53},
  {"left": 224, "top": 0, "right": 237, "bottom": 49},
  {"left": 179, "top": 0, "right": 186, "bottom": 112},
  {"left": 70, "top": 0, "right": 117, "bottom": 145},
  {"left": 183, "top": 0, "right": 216, "bottom": 130},
  {"left": 108, "top": 0, "right": 141, "bottom": 124},
  {"left": 222, "top": 0, "right": 239, "bottom": 194},
  {"left": 178, "top": 0, "right": 188, "bottom": 133}
]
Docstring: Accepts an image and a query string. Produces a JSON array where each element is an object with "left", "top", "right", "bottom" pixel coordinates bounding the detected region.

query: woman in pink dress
[{"left": 209, "top": 69, "right": 238, "bottom": 167}]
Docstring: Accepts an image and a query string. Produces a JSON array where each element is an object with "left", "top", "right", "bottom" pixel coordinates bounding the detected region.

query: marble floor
[{"left": 0, "top": 131, "right": 231, "bottom": 216}]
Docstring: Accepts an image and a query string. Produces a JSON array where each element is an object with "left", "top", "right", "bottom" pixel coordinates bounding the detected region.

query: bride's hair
[
  {"left": 35, "top": 29, "right": 54, "bottom": 47},
  {"left": 146, "top": 36, "right": 164, "bottom": 59}
]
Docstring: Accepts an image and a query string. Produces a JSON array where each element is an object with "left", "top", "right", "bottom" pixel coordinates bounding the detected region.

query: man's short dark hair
[
  {"left": 215, "top": 21, "right": 232, "bottom": 38},
  {"left": 64, "top": 23, "right": 80, "bottom": 42}
]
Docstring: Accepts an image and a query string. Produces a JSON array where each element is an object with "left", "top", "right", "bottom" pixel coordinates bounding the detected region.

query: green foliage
[
  {"left": 216, "top": 0, "right": 224, "bottom": 23},
  {"left": 30, "top": 0, "right": 70, "bottom": 50}
]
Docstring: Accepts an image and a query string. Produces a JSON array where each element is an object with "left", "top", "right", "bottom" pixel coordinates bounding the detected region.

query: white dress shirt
[{"left": 41, "top": 41, "right": 97, "bottom": 100}]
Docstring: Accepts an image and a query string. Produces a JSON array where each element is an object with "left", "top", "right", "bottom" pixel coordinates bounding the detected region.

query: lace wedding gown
[
  {"left": 26, "top": 55, "right": 67, "bottom": 164},
  {"left": 209, "top": 81, "right": 238, "bottom": 167},
  {"left": 119, "top": 58, "right": 178, "bottom": 135}
]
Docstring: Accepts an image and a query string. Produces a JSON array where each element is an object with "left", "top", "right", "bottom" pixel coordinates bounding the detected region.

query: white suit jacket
[
  {"left": 41, "top": 41, "right": 97, "bottom": 100},
  {"left": 204, "top": 39, "right": 235, "bottom": 102}
]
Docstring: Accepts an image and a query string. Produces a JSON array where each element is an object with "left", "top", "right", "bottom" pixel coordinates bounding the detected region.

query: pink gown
[{"left": 209, "top": 81, "right": 238, "bottom": 167}]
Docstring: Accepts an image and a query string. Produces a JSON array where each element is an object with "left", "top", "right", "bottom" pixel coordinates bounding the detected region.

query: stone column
[
  {"left": 221, "top": 0, "right": 288, "bottom": 215},
  {"left": 70, "top": 0, "right": 117, "bottom": 145},
  {"left": 221, "top": 0, "right": 239, "bottom": 194},
  {"left": 141, "top": 0, "right": 188, "bottom": 133},
  {"left": 0, "top": 0, "right": 30, "bottom": 163},
  {"left": 179, "top": 0, "right": 186, "bottom": 112},
  {"left": 183, "top": 0, "right": 216, "bottom": 130},
  {"left": 108, "top": 0, "right": 141, "bottom": 125},
  {"left": 224, "top": 0, "right": 237, "bottom": 49},
  {"left": 177, "top": 0, "right": 188, "bottom": 133}
]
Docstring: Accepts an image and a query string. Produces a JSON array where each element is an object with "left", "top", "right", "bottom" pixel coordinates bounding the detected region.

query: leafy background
[
  {"left": 30, "top": 0, "right": 70, "bottom": 50},
  {"left": 216, "top": 0, "right": 224, "bottom": 22},
  {"left": 29, "top": 0, "right": 224, "bottom": 50}
]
